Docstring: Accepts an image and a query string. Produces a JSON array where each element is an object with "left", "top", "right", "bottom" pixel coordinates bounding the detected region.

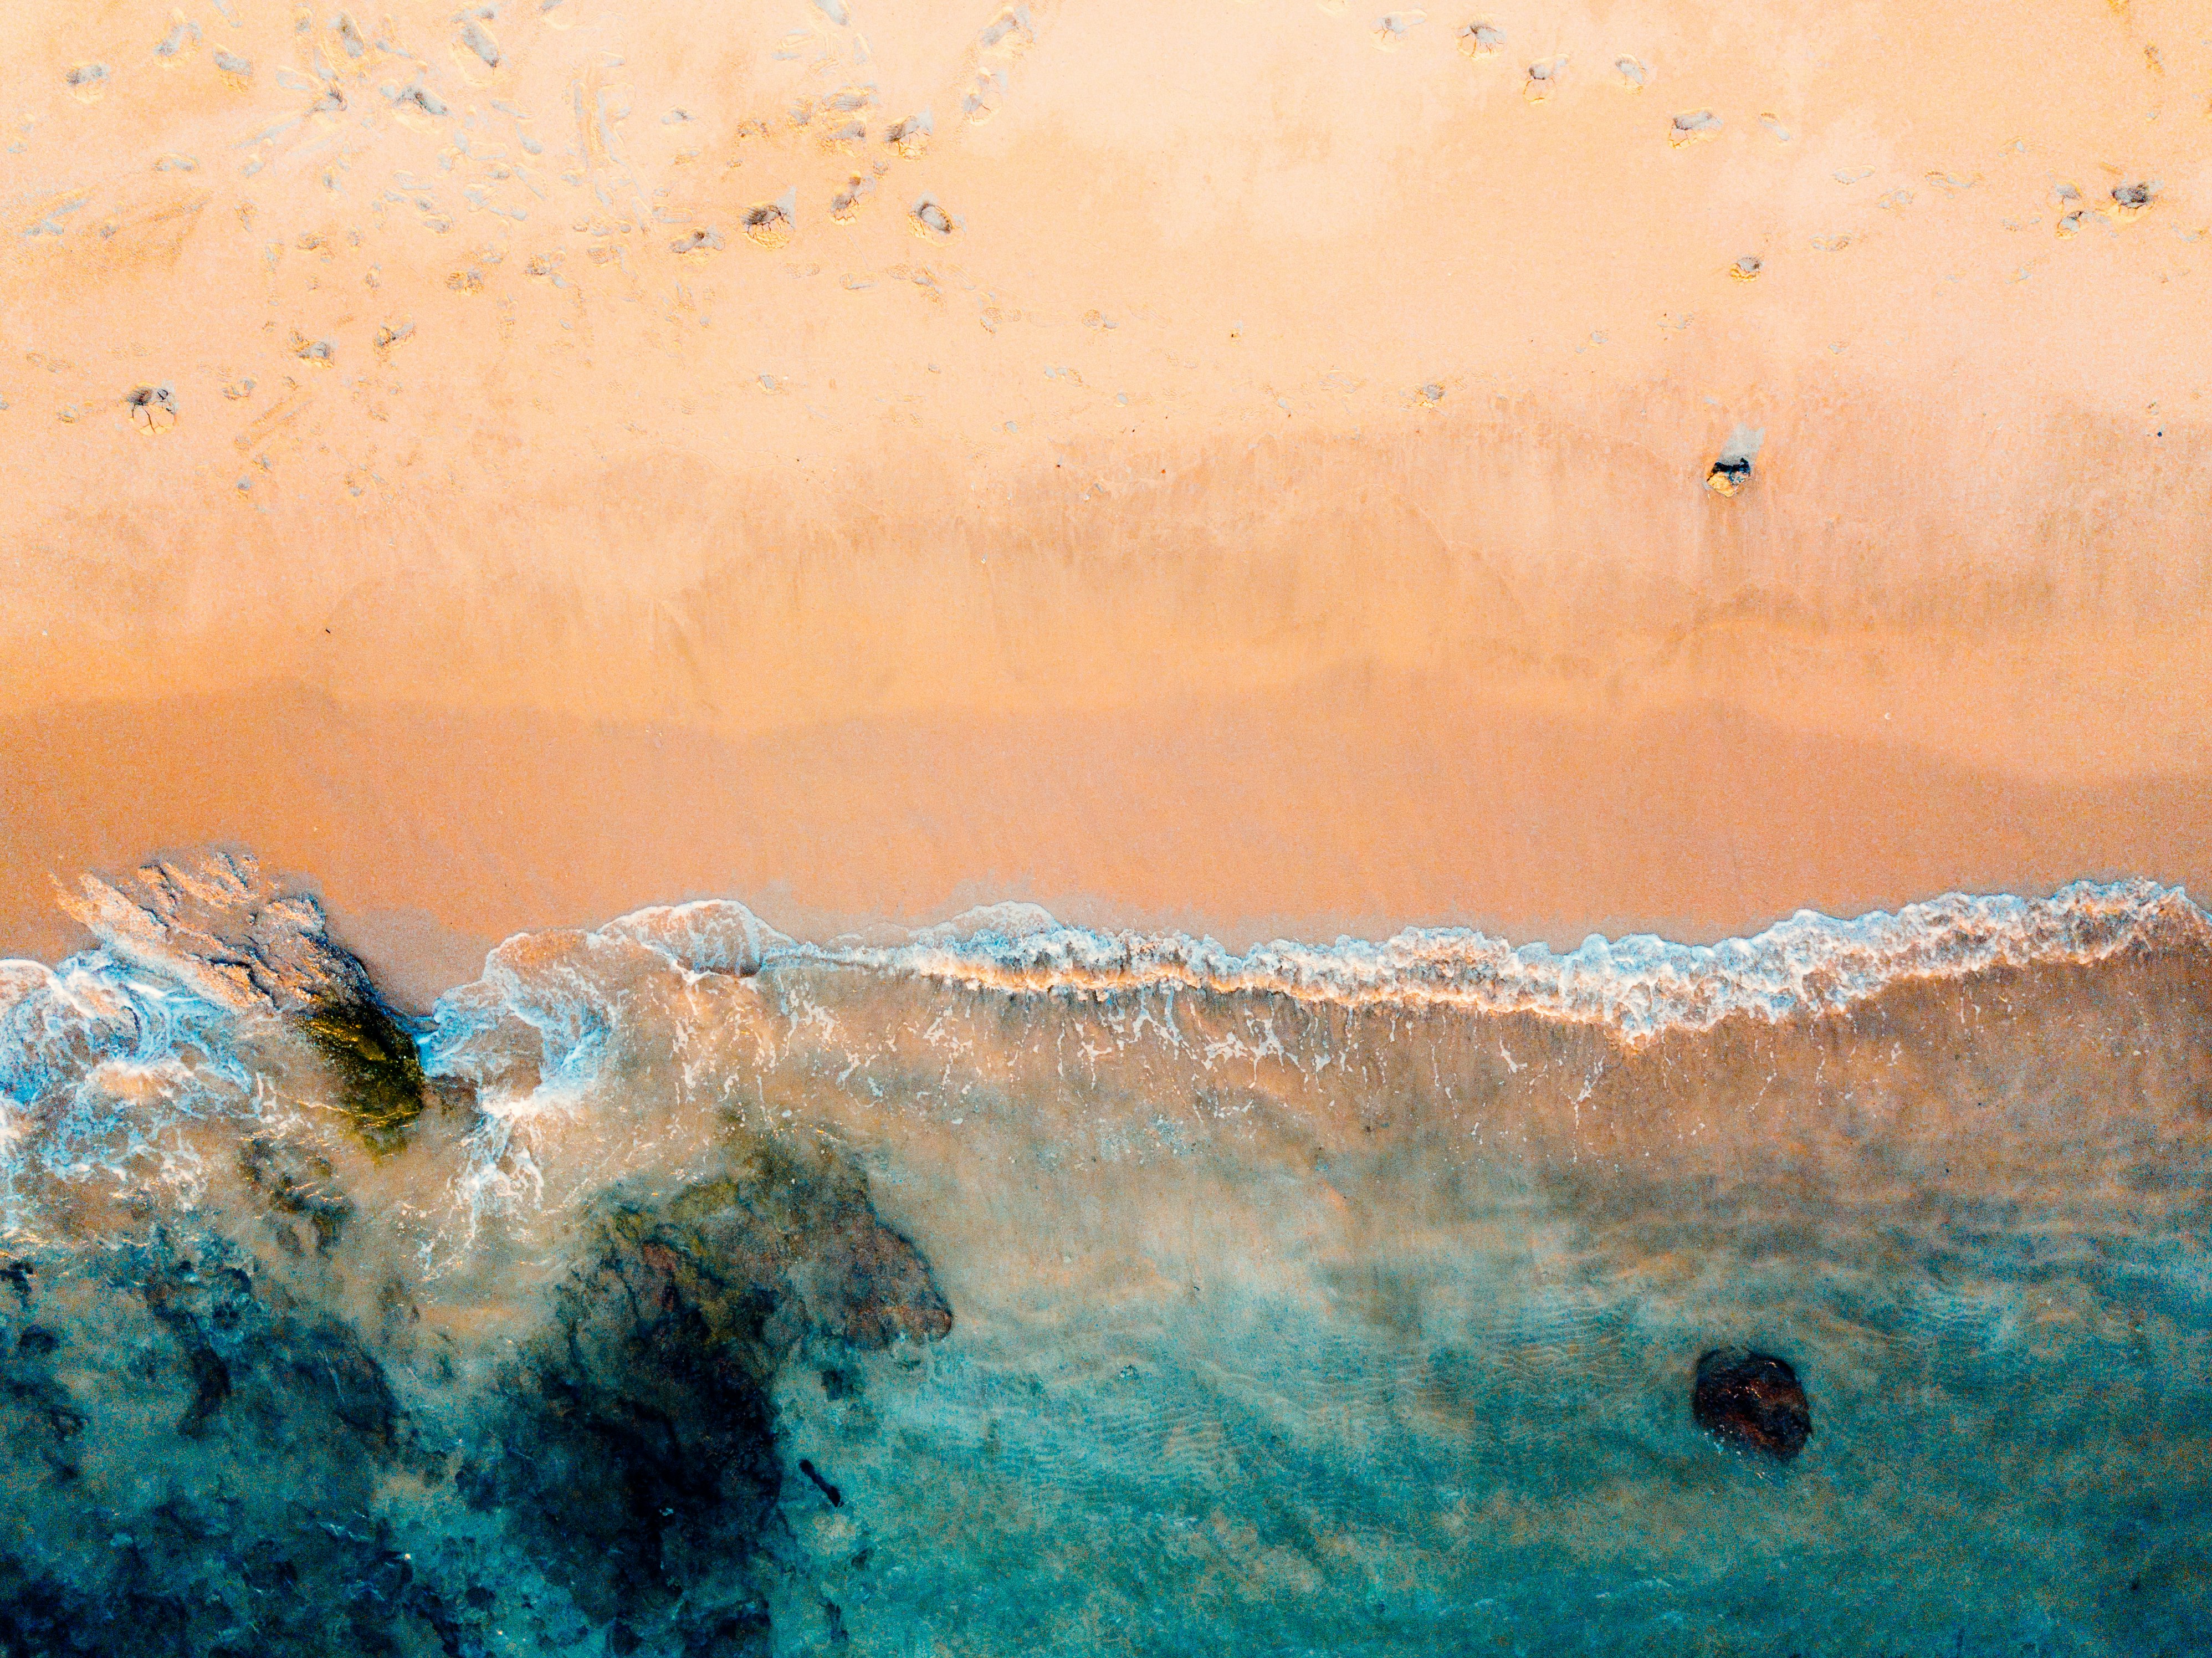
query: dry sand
[{"left": 3, "top": 0, "right": 2209, "bottom": 989}]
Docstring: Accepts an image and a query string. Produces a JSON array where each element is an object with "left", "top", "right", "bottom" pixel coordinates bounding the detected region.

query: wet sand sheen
[{"left": 3, "top": 683, "right": 2209, "bottom": 1006}]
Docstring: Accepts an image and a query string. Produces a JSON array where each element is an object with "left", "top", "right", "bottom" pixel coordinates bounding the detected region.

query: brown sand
[{"left": 3, "top": 0, "right": 2209, "bottom": 987}]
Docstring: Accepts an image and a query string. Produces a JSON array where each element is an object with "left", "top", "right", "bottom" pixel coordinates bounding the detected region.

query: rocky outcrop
[{"left": 0, "top": 1142, "right": 951, "bottom": 1657}]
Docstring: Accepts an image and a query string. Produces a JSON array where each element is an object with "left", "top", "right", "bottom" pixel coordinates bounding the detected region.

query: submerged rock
[
  {"left": 0, "top": 1143, "right": 950, "bottom": 1656},
  {"left": 1692, "top": 1346, "right": 1812, "bottom": 1461},
  {"left": 462, "top": 1144, "right": 949, "bottom": 1645}
]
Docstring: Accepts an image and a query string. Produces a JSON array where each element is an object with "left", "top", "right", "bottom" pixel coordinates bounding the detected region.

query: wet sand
[
  {"left": 3, "top": 0, "right": 2209, "bottom": 975},
  {"left": 3, "top": 683, "right": 2207, "bottom": 1009}
]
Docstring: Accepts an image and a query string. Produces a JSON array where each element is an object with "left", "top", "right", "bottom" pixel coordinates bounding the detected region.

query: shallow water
[{"left": 2, "top": 856, "right": 2207, "bottom": 1655}]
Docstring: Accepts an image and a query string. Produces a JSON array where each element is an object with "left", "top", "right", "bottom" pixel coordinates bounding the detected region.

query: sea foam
[
  {"left": 627, "top": 877, "right": 2208, "bottom": 1040},
  {"left": 2, "top": 866, "right": 2205, "bottom": 1224}
]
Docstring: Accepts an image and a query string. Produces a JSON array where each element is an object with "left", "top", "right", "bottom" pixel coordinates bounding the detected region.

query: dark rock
[
  {"left": 799, "top": 1458, "right": 843, "bottom": 1507},
  {"left": 60, "top": 856, "right": 431, "bottom": 1153},
  {"left": 467, "top": 1144, "right": 949, "bottom": 1634},
  {"left": 1693, "top": 1346, "right": 1812, "bottom": 1460},
  {"left": 1706, "top": 456, "right": 1754, "bottom": 494},
  {"left": 300, "top": 991, "right": 428, "bottom": 1155},
  {"left": 239, "top": 1137, "right": 354, "bottom": 1253},
  {"left": 0, "top": 1137, "right": 948, "bottom": 1656}
]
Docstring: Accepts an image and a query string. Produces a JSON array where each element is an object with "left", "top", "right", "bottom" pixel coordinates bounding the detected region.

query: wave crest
[{"left": 773, "top": 878, "right": 2206, "bottom": 1037}]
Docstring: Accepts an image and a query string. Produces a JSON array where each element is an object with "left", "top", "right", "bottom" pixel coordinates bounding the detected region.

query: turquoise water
[{"left": 1, "top": 857, "right": 2206, "bottom": 1655}]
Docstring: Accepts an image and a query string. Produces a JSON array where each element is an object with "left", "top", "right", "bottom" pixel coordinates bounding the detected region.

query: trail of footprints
[{"left": 9, "top": 2, "right": 2189, "bottom": 447}]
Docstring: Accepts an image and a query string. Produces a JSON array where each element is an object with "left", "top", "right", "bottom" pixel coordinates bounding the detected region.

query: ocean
[{"left": 1, "top": 852, "right": 2206, "bottom": 1655}]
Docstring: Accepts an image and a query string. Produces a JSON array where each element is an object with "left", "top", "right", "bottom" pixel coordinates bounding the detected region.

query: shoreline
[{"left": 5, "top": 674, "right": 2205, "bottom": 1010}]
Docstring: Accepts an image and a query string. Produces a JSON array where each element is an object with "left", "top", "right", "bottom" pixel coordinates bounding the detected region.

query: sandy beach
[{"left": 3, "top": 0, "right": 2208, "bottom": 985}]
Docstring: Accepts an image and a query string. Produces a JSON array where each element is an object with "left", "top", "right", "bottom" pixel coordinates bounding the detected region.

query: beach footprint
[
  {"left": 909, "top": 196, "right": 957, "bottom": 241},
  {"left": 885, "top": 110, "right": 931, "bottom": 157},
  {"left": 126, "top": 385, "right": 178, "bottom": 433},
  {"left": 1375, "top": 12, "right": 1426, "bottom": 50},
  {"left": 744, "top": 191, "right": 797, "bottom": 249},
  {"left": 1706, "top": 424, "right": 1763, "bottom": 495},
  {"left": 2109, "top": 180, "right": 2157, "bottom": 223},
  {"left": 961, "top": 69, "right": 1008, "bottom": 124},
  {"left": 154, "top": 15, "right": 201, "bottom": 63},
  {"left": 1459, "top": 21, "right": 1504, "bottom": 57},
  {"left": 1670, "top": 108, "right": 1721, "bottom": 145}
]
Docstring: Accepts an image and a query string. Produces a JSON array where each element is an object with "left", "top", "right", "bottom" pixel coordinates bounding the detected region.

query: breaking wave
[{"left": 761, "top": 877, "right": 2209, "bottom": 1035}]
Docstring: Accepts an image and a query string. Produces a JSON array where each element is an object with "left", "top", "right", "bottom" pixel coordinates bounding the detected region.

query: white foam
[
  {"left": 599, "top": 899, "right": 795, "bottom": 976},
  {"left": 5, "top": 875, "right": 2205, "bottom": 1226},
  {"left": 442, "top": 878, "right": 2205, "bottom": 1044},
  {"left": 789, "top": 878, "right": 2208, "bottom": 1038}
]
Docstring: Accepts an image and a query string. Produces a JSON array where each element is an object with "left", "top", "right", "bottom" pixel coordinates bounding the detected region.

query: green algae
[{"left": 300, "top": 994, "right": 428, "bottom": 1155}]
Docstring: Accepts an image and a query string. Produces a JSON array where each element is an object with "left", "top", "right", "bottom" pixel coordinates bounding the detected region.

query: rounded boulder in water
[{"left": 1692, "top": 1347, "right": 1812, "bottom": 1461}]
